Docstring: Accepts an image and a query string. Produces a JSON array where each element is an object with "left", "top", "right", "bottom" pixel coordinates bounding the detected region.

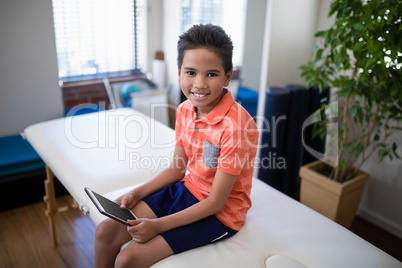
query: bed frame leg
[{"left": 44, "top": 166, "right": 58, "bottom": 247}]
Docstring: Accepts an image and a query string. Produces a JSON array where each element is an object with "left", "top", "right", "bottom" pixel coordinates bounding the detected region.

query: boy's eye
[
  {"left": 186, "top": 71, "right": 195, "bottom": 76},
  {"left": 208, "top": 73, "right": 217, "bottom": 77}
]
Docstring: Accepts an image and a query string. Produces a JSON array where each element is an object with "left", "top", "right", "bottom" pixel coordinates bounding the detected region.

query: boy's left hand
[{"left": 127, "top": 219, "right": 160, "bottom": 243}]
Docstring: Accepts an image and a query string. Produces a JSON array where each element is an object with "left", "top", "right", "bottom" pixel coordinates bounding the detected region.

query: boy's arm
[
  {"left": 159, "top": 169, "right": 237, "bottom": 227},
  {"left": 118, "top": 145, "right": 188, "bottom": 209},
  {"left": 127, "top": 169, "right": 237, "bottom": 243}
]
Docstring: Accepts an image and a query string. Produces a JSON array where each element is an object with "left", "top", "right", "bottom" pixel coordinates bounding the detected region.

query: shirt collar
[{"left": 192, "top": 88, "right": 235, "bottom": 125}]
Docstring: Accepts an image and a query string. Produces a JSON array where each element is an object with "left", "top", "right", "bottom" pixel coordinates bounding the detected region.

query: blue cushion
[
  {"left": 65, "top": 104, "right": 105, "bottom": 117},
  {"left": 0, "top": 135, "right": 44, "bottom": 177},
  {"left": 236, "top": 87, "right": 259, "bottom": 117}
]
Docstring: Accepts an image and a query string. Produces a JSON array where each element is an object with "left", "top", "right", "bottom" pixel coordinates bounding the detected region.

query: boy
[{"left": 95, "top": 24, "right": 259, "bottom": 268}]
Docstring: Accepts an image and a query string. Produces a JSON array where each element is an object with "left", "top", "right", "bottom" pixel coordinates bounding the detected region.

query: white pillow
[{"left": 265, "top": 255, "right": 307, "bottom": 268}]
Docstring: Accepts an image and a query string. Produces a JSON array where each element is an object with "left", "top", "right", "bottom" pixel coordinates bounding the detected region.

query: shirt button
[
  {"left": 195, "top": 128, "right": 199, "bottom": 132},
  {"left": 194, "top": 139, "right": 197, "bottom": 144}
]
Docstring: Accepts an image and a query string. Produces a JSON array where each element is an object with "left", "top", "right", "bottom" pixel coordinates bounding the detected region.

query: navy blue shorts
[{"left": 142, "top": 181, "right": 237, "bottom": 254}]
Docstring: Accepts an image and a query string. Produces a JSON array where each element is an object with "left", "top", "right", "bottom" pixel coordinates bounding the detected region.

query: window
[
  {"left": 181, "top": 0, "right": 247, "bottom": 67},
  {"left": 52, "top": 0, "right": 147, "bottom": 83}
]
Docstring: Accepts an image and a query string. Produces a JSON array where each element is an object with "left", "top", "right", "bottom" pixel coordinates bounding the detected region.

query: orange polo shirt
[{"left": 175, "top": 89, "right": 259, "bottom": 231}]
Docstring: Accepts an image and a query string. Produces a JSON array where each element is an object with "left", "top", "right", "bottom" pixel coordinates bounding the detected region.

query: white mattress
[
  {"left": 103, "top": 178, "right": 401, "bottom": 268},
  {"left": 24, "top": 108, "right": 401, "bottom": 268},
  {"left": 24, "top": 108, "right": 175, "bottom": 219}
]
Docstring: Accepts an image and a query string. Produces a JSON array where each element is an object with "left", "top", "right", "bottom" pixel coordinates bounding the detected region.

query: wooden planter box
[{"left": 300, "top": 160, "right": 369, "bottom": 228}]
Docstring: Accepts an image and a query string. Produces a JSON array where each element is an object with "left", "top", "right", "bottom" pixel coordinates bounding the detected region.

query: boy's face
[{"left": 178, "top": 48, "right": 232, "bottom": 118}]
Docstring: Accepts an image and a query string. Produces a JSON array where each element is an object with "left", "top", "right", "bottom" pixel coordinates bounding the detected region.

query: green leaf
[
  {"left": 366, "top": 39, "right": 379, "bottom": 54},
  {"left": 353, "top": 23, "right": 365, "bottom": 31},
  {"left": 315, "top": 49, "right": 324, "bottom": 61},
  {"left": 350, "top": 142, "right": 364, "bottom": 159},
  {"left": 378, "top": 148, "right": 389, "bottom": 162},
  {"left": 315, "top": 31, "right": 326, "bottom": 38},
  {"left": 394, "top": 150, "right": 401, "bottom": 160},
  {"left": 392, "top": 142, "right": 400, "bottom": 159},
  {"left": 351, "top": 105, "right": 358, "bottom": 118}
]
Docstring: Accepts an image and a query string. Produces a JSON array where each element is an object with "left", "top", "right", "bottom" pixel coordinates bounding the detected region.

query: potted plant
[{"left": 299, "top": 0, "right": 402, "bottom": 228}]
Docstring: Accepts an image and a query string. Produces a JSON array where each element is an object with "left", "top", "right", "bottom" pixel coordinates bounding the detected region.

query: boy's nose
[{"left": 194, "top": 77, "right": 207, "bottom": 89}]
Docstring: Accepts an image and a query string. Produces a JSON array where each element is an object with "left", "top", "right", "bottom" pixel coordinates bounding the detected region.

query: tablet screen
[{"left": 86, "top": 188, "right": 137, "bottom": 224}]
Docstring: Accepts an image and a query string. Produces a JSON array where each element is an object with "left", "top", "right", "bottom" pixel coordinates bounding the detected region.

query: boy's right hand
[{"left": 115, "top": 192, "right": 138, "bottom": 210}]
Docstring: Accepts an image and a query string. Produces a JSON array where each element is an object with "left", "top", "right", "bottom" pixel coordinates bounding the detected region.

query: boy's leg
[
  {"left": 94, "top": 200, "right": 160, "bottom": 268},
  {"left": 113, "top": 201, "right": 174, "bottom": 267},
  {"left": 95, "top": 218, "right": 131, "bottom": 268},
  {"left": 115, "top": 235, "right": 174, "bottom": 268}
]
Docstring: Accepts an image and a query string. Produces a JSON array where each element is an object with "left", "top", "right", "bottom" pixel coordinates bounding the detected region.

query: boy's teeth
[{"left": 194, "top": 93, "right": 205, "bottom": 97}]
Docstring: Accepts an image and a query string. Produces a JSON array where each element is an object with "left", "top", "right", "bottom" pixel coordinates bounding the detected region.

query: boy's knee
[
  {"left": 95, "top": 219, "right": 119, "bottom": 242},
  {"left": 114, "top": 252, "right": 130, "bottom": 268},
  {"left": 115, "top": 249, "right": 142, "bottom": 268}
]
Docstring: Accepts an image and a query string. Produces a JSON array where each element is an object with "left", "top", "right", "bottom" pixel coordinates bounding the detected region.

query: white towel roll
[{"left": 152, "top": 59, "right": 167, "bottom": 89}]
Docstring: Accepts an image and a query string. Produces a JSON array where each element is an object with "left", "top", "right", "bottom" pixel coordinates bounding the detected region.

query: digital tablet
[{"left": 85, "top": 187, "right": 138, "bottom": 226}]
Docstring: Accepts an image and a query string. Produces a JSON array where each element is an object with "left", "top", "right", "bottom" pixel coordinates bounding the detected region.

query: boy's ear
[
  {"left": 224, "top": 69, "right": 233, "bottom": 87},
  {"left": 178, "top": 68, "right": 181, "bottom": 82}
]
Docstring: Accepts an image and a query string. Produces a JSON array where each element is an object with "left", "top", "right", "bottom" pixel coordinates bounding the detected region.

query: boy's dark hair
[{"left": 177, "top": 24, "right": 233, "bottom": 74}]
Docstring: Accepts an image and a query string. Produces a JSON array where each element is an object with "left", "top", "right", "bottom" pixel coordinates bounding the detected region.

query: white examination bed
[{"left": 24, "top": 108, "right": 401, "bottom": 268}]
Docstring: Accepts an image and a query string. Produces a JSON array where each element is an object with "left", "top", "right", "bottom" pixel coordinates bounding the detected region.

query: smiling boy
[{"left": 95, "top": 24, "right": 259, "bottom": 268}]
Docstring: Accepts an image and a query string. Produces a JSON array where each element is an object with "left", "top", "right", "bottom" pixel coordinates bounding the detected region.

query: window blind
[{"left": 52, "top": 0, "right": 147, "bottom": 83}]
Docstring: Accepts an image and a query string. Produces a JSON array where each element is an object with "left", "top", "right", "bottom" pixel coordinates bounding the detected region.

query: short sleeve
[
  {"left": 175, "top": 105, "right": 184, "bottom": 147},
  {"left": 217, "top": 111, "right": 258, "bottom": 175}
]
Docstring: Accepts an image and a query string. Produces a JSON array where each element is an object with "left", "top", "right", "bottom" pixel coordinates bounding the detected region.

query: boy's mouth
[{"left": 191, "top": 92, "right": 209, "bottom": 99}]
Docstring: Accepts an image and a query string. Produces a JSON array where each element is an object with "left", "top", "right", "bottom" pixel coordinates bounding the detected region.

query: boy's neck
[
  {"left": 195, "top": 108, "right": 208, "bottom": 120},
  {"left": 195, "top": 90, "right": 225, "bottom": 119}
]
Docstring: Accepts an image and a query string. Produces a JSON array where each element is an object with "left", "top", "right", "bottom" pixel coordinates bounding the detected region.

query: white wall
[
  {"left": 0, "top": 0, "right": 63, "bottom": 137},
  {"left": 162, "top": 0, "right": 182, "bottom": 106},
  {"left": 243, "top": 0, "right": 319, "bottom": 90},
  {"left": 241, "top": 0, "right": 267, "bottom": 91},
  {"left": 266, "top": 0, "right": 319, "bottom": 87},
  {"left": 359, "top": 133, "right": 402, "bottom": 239},
  {"left": 147, "top": 0, "right": 163, "bottom": 74}
]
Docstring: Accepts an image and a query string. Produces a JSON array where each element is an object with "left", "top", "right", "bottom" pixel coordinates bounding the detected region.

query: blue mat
[
  {"left": 65, "top": 104, "right": 105, "bottom": 117},
  {"left": 258, "top": 87, "right": 290, "bottom": 190},
  {"left": 281, "top": 85, "right": 309, "bottom": 198},
  {"left": 236, "top": 87, "right": 259, "bottom": 117},
  {"left": 0, "top": 135, "right": 45, "bottom": 177},
  {"left": 302, "top": 85, "right": 330, "bottom": 164}
]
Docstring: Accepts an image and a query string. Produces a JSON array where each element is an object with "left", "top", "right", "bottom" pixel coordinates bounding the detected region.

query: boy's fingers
[
  {"left": 127, "top": 219, "right": 139, "bottom": 225},
  {"left": 119, "top": 196, "right": 129, "bottom": 208},
  {"left": 120, "top": 194, "right": 135, "bottom": 209},
  {"left": 127, "top": 219, "right": 144, "bottom": 228}
]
